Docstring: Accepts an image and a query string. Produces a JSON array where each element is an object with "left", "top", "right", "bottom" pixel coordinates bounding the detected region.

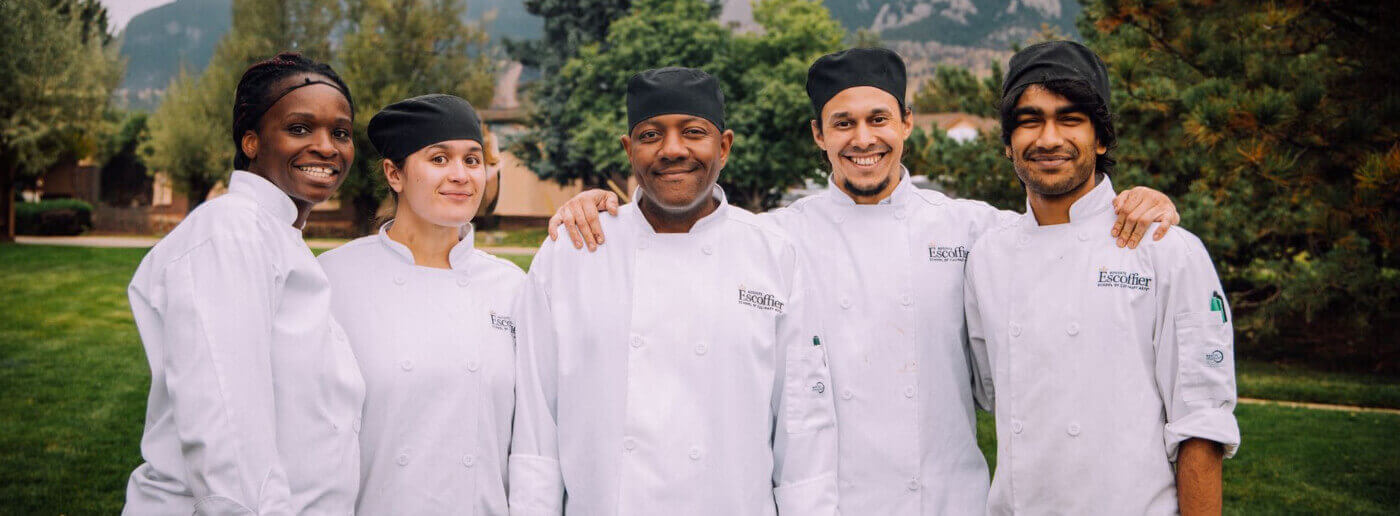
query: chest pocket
[{"left": 1173, "top": 312, "right": 1235, "bottom": 403}]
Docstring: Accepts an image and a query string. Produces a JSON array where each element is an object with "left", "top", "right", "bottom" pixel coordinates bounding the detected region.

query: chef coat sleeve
[
  {"left": 963, "top": 246, "right": 995, "bottom": 412},
  {"left": 157, "top": 231, "right": 293, "bottom": 515},
  {"left": 508, "top": 253, "right": 565, "bottom": 516},
  {"left": 770, "top": 252, "right": 840, "bottom": 515},
  {"left": 1154, "top": 231, "right": 1241, "bottom": 461}
]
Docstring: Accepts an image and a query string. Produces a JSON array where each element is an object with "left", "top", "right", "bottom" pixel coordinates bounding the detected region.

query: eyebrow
[
  {"left": 1013, "top": 104, "right": 1093, "bottom": 118},
  {"left": 827, "top": 107, "right": 893, "bottom": 122},
  {"left": 284, "top": 111, "right": 352, "bottom": 125}
]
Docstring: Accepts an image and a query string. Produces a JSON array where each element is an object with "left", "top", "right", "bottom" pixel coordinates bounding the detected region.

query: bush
[{"left": 16, "top": 199, "right": 93, "bottom": 236}]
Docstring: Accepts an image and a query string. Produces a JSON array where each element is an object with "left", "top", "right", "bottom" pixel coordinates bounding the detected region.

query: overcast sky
[{"left": 101, "top": 0, "right": 177, "bottom": 32}]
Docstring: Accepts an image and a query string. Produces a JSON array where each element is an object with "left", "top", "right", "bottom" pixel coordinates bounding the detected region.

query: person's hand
[
  {"left": 1111, "top": 186, "right": 1180, "bottom": 249},
  {"left": 547, "top": 189, "right": 620, "bottom": 252}
]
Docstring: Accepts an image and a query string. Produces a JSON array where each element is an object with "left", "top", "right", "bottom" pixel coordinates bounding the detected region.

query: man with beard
[
  {"left": 508, "top": 67, "right": 839, "bottom": 516},
  {"left": 544, "top": 47, "right": 1182, "bottom": 515},
  {"left": 963, "top": 41, "right": 1240, "bottom": 515}
]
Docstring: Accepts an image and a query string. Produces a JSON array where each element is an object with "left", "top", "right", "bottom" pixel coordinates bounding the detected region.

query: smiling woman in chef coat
[
  {"left": 317, "top": 94, "right": 524, "bottom": 515},
  {"left": 124, "top": 52, "right": 366, "bottom": 515}
]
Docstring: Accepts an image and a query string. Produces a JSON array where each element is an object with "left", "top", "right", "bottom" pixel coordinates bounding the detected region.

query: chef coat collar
[
  {"left": 826, "top": 166, "right": 914, "bottom": 207},
  {"left": 376, "top": 219, "right": 476, "bottom": 271},
  {"left": 228, "top": 170, "right": 301, "bottom": 229},
  {"left": 628, "top": 183, "right": 729, "bottom": 235},
  {"left": 1022, "top": 174, "right": 1116, "bottom": 228}
]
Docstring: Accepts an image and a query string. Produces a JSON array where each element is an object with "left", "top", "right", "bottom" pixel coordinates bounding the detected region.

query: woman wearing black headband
[
  {"left": 318, "top": 94, "right": 522, "bottom": 514},
  {"left": 124, "top": 52, "right": 366, "bottom": 515}
]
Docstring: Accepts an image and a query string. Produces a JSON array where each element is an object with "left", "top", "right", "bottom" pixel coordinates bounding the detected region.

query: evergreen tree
[{"left": 508, "top": 0, "right": 632, "bottom": 188}]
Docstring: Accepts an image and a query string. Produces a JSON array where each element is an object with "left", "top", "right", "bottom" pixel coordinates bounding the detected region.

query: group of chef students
[{"left": 121, "top": 40, "right": 1238, "bottom": 516}]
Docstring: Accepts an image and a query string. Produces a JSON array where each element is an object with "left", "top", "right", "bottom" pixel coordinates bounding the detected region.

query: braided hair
[{"left": 231, "top": 52, "right": 354, "bottom": 170}]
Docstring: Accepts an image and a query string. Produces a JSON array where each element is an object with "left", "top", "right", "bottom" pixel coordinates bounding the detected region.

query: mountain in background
[
  {"left": 115, "top": 0, "right": 541, "bottom": 111},
  {"left": 118, "top": 0, "right": 1075, "bottom": 110}
]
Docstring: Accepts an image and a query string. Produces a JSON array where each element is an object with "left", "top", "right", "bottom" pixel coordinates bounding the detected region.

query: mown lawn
[{"left": 1, "top": 244, "right": 1395, "bottom": 514}]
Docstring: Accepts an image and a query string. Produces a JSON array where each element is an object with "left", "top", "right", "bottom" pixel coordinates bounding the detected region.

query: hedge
[{"left": 16, "top": 199, "right": 93, "bottom": 236}]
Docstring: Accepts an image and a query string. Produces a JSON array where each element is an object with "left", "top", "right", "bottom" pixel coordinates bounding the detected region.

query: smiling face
[
  {"left": 240, "top": 74, "right": 354, "bottom": 210},
  {"left": 1005, "top": 84, "right": 1105, "bottom": 198},
  {"left": 621, "top": 114, "right": 733, "bottom": 215},
  {"left": 811, "top": 86, "right": 912, "bottom": 203},
  {"left": 384, "top": 139, "right": 487, "bottom": 228}
]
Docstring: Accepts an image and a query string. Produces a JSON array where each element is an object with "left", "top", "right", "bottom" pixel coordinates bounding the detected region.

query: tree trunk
[
  {"left": 185, "top": 176, "right": 215, "bottom": 213},
  {"left": 352, "top": 190, "right": 380, "bottom": 236},
  {"left": 1, "top": 162, "right": 15, "bottom": 243}
]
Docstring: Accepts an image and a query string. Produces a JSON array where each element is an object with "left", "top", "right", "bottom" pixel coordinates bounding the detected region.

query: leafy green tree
[
  {"left": 142, "top": 67, "right": 226, "bottom": 207},
  {"left": 545, "top": 0, "right": 844, "bottom": 210},
  {"left": 508, "top": 0, "right": 632, "bottom": 188},
  {"left": 0, "top": 0, "right": 122, "bottom": 240},
  {"left": 911, "top": 64, "right": 1002, "bottom": 118},
  {"left": 99, "top": 111, "right": 152, "bottom": 206},
  {"left": 336, "top": 0, "right": 498, "bottom": 233}
]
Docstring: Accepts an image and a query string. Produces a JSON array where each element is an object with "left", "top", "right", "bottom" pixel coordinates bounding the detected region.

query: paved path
[
  {"left": 1238, "top": 397, "right": 1400, "bottom": 415},
  {"left": 15, "top": 235, "right": 539, "bottom": 254}
]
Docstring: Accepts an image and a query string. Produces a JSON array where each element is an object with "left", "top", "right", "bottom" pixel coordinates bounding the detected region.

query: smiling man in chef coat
[
  {"left": 508, "top": 67, "right": 839, "bottom": 516},
  {"left": 544, "top": 47, "right": 1185, "bottom": 515},
  {"left": 963, "top": 41, "right": 1241, "bottom": 515}
]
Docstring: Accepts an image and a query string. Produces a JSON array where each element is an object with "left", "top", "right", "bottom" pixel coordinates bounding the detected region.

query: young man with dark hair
[
  {"left": 964, "top": 40, "right": 1240, "bottom": 515},
  {"left": 508, "top": 67, "right": 839, "bottom": 516}
]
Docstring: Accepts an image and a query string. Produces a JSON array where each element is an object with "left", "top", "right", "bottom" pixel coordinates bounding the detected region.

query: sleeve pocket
[
  {"left": 1173, "top": 311, "right": 1236, "bottom": 403},
  {"left": 784, "top": 343, "right": 830, "bottom": 434}
]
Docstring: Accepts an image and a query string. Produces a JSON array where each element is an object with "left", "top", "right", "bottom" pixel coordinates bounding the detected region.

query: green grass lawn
[
  {"left": 1237, "top": 360, "right": 1400, "bottom": 409},
  {"left": 1, "top": 244, "right": 1396, "bottom": 513}
]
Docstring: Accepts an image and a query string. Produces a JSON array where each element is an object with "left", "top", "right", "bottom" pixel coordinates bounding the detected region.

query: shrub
[{"left": 16, "top": 199, "right": 93, "bottom": 236}]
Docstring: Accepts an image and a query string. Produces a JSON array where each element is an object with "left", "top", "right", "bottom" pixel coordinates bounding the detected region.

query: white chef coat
[
  {"left": 318, "top": 222, "right": 524, "bottom": 515},
  {"left": 766, "top": 169, "right": 1014, "bottom": 515},
  {"left": 509, "top": 186, "right": 839, "bottom": 516},
  {"left": 124, "top": 171, "right": 366, "bottom": 516},
  {"left": 963, "top": 176, "right": 1241, "bottom": 515}
]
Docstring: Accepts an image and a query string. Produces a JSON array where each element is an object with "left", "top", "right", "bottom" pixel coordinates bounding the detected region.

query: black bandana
[
  {"left": 1003, "top": 40, "right": 1111, "bottom": 109},
  {"left": 368, "top": 94, "right": 483, "bottom": 162},
  {"left": 806, "top": 47, "right": 907, "bottom": 120},
  {"left": 626, "top": 67, "right": 726, "bottom": 132}
]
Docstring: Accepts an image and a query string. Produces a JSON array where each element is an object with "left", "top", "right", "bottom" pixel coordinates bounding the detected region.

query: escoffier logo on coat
[
  {"left": 927, "top": 241, "right": 969, "bottom": 262},
  {"left": 1095, "top": 267, "right": 1153, "bottom": 291},
  {"left": 489, "top": 311, "right": 515, "bottom": 336},
  {"left": 737, "top": 284, "right": 784, "bottom": 313}
]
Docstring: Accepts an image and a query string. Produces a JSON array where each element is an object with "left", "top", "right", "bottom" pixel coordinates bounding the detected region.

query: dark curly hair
[
  {"left": 998, "top": 78, "right": 1116, "bottom": 174},
  {"left": 231, "top": 52, "right": 354, "bottom": 170}
]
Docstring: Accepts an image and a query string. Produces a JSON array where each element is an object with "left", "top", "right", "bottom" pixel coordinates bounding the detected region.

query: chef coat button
[
  {"left": 623, "top": 437, "right": 637, "bottom": 451},
  {"left": 900, "top": 294, "right": 913, "bottom": 307},
  {"left": 907, "top": 479, "right": 921, "bottom": 491},
  {"left": 1067, "top": 423, "right": 1081, "bottom": 437},
  {"left": 1010, "top": 323, "right": 1022, "bottom": 337},
  {"left": 400, "top": 359, "right": 414, "bottom": 371},
  {"left": 840, "top": 298, "right": 852, "bottom": 310},
  {"left": 701, "top": 245, "right": 713, "bottom": 255},
  {"left": 1078, "top": 231, "right": 1091, "bottom": 241},
  {"left": 904, "top": 386, "right": 917, "bottom": 399},
  {"left": 456, "top": 277, "right": 471, "bottom": 287},
  {"left": 894, "top": 209, "right": 907, "bottom": 220},
  {"left": 689, "top": 446, "right": 701, "bottom": 460},
  {"left": 466, "top": 360, "right": 480, "bottom": 372},
  {"left": 332, "top": 423, "right": 338, "bottom": 431},
  {"left": 1012, "top": 420, "right": 1024, "bottom": 434},
  {"left": 1017, "top": 234, "right": 1030, "bottom": 246},
  {"left": 841, "top": 389, "right": 853, "bottom": 400},
  {"left": 1066, "top": 323, "right": 1080, "bottom": 336},
  {"left": 396, "top": 454, "right": 410, "bottom": 466},
  {"left": 630, "top": 335, "right": 644, "bottom": 349},
  {"left": 393, "top": 275, "right": 406, "bottom": 286},
  {"left": 694, "top": 343, "right": 708, "bottom": 355},
  {"left": 463, "top": 454, "right": 476, "bottom": 468},
  {"left": 834, "top": 215, "right": 846, "bottom": 224},
  {"left": 353, "top": 417, "right": 361, "bottom": 432}
]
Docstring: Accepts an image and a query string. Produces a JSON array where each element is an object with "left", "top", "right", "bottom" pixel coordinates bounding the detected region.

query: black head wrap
[
  {"left": 806, "top": 47, "right": 907, "bottom": 120},
  {"left": 1002, "top": 40, "right": 1111, "bottom": 109},
  {"left": 368, "top": 94, "right": 484, "bottom": 162},
  {"left": 231, "top": 52, "right": 353, "bottom": 170},
  {"left": 626, "top": 67, "right": 725, "bottom": 132}
]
